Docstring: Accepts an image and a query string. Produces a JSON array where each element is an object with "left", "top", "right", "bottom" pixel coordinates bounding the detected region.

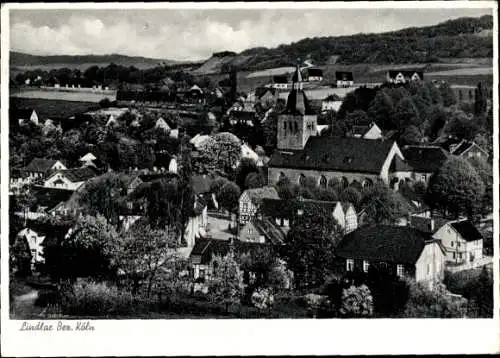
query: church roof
[
  {"left": 283, "top": 64, "right": 314, "bottom": 115},
  {"left": 269, "top": 137, "right": 396, "bottom": 174}
]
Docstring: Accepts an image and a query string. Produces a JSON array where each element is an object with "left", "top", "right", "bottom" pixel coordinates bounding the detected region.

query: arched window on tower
[
  {"left": 294, "top": 121, "right": 298, "bottom": 133},
  {"left": 319, "top": 175, "right": 327, "bottom": 189},
  {"left": 299, "top": 174, "right": 306, "bottom": 187},
  {"left": 362, "top": 178, "right": 374, "bottom": 189},
  {"left": 278, "top": 172, "right": 287, "bottom": 183}
]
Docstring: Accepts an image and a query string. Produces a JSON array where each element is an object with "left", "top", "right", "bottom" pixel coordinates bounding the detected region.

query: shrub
[
  {"left": 251, "top": 288, "right": 275, "bottom": 310},
  {"left": 340, "top": 284, "right": 374, "bottom": 318},
  {"left": 60, "top": 279, "right": 136, "bottom": 316}
]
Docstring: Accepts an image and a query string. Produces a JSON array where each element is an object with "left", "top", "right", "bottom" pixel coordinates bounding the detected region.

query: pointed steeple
[{"left": 284, "top": 59, "right": 312, "bottom": 115}]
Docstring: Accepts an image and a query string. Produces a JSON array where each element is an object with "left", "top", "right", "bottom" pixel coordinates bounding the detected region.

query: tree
[
  {"left": 404, "top": 282, "right": 467, "bottom": 318},
  {"left": 282, "top": 204, "right": 343, "bottom": 288},
  {"left": 236, "top": 157, "right": 259, "bottom": 190},
  {"left": 426, "top": 157, "right": 485, "bottom": 219},
  {"left": 400, "top": 125, "right": 423, "bottom": 145},
  {"left": 442, "top": 109, "right": 479, "bottom": 141},
  {"left": 117, "top": 222, "right": 180, "bottom": 297},
  {"left": 340, "top": 186, "right": 362, "bottom": 210},
  {"left": 251, "top": 288, "right": 274, "bottom": 311},
  {"left": 474, "top": 82, "right": 488, "bottom": 116},
  {"left": 217, "top": 181, "right": 241, "bottom": 214},
  {"left": 360, "top": 183, "right": 409, "bottom": 225},
  {"left": 424, "top": 105, "right": 447, "bottom": 141},
  {"left": 393, "top": 97, "right": 420, "bottom": 129},
  {"left": 213, "top": 132, "right": 242, "bottom": 174},
  {"left": 344, "top": 110, "right": 370, "bottom": 133},
  {"left": 10, "top": 234, "right": 32, "bottom": 277},
  {"left": 439, "top": 82, "right": 457, "bottom": 107},
  {"left": 465, "top": 266, "right": 493, "bottom": 318},
  {"left": 244, "top": 172, "right": 265, "bottom": 189},
  {"left": 99, "top": 98, "right": 112, "bottom": 108},
  {"left": 208, "top": 251, "right": 245, "bottom": 312},
  {"left": 367, "top": 90, "right": 395, "bottom": 129},
  {"left": 45, "top": 215, "right": 121, "bottom": 281},
  {"left": 339, "top": 284, "right": 374, "bottom": 318},
  {"left": 466, "top": 156, "right": 492, "bottom": 215}
]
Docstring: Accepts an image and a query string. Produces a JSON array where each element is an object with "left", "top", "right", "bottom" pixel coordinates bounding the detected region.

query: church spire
[{"left": 291, "top": 59, "right": 303, "bottom": 90}]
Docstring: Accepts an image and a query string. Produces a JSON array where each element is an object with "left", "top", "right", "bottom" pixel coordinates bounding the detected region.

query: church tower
[{"left": 277, "top": 62, "right": 317, "bottom": 151}]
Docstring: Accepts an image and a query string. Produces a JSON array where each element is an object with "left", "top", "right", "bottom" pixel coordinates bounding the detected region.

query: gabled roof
[
  {"left": 283, "top": 89, "right": 314, "bottom": 115},
  {"left": 250, "top": 218, "right": 286, "bottom": 245},
  {"left": 25, "top": 158, "right": 63, "bottom": 173},
  {"left": 450, "top": 140, "right": 488, "bottom": 156},
  {"left": 190, "top": 238, "right": 268, "bottom": 265},
  {"left": 79, "top": 153, "right": 97, "bottom": 162},
  {"left": 269, "top": 137, "right": 396, "bottom": 174},
  {"left": 402, "top": 145, "right": 450, "bottom": 173},
  {"left": 242, "top": 186, "right": 280, "bottom": 206},
  {"left": 335, "top": 71, "right": 354, "bottom": 81},
  {"left": 387, "top": 70, "right": 424, "bottom": 79},
  {"left": 53, "top": 167, "right": 97, "bottom": 183},
  {"left": 273, "top": 75, "right": 288, "bottom": 84},
  {"left": 449, "top": 220, "right": 483, "bottom": 242},
  {"left": 336, "top": 225, "right": 436, "bottom": 265}
]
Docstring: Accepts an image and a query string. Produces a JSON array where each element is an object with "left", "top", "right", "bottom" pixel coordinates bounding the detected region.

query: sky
[{"left": 10, "top": 7, "right": 493, "bottom": 62}]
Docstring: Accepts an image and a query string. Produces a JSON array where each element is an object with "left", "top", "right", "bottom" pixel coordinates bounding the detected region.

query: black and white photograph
[{"left": 1, "top": 1, "right": 498, "bottom": 356}]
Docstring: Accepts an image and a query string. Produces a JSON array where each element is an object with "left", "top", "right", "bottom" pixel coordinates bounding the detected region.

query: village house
[
  {"left": 450, "top": 140, "right": 489, "bottom": 159},
  {"left": 17, "top": 228, "right": 46, "bottom": 270},
  {"left": 392, "top": 145, "right": 450, "bottom": 185},
  {"left": 238, "top": 218, "right": 286, "bottom": 245},
  {"left": 255, "top": 87, "right": 278, "bottom": 109},
  {"left": 268, "top": 64, "right": 407, "bottom": 188},
  {"left": 189, "top": 237, "right": 269, "bottom": 282},
  {"left": 269, "top": 75, "right": 289, "bottom": 90},
  {"left": 11, "top": 158, "right": 68, "bottom": 191},
  {"left": 335, "top": 225, "right": 446, "bottom": 288},
  {"left": 239, "top": 186, "right": 280, "bottom": 225},
  {"left": 451, "top": 85, "right": 476, "bottom": 104},
  {"left": 184, "top": 195, "right": 209, "bottom": 248},
  {"left": 349, "top": 123, "right": 383, "bottom": 140},
  {"left": 16, "top": 109, "right": 39, "bottom": 126},
  {"left": 43, "top": 167, "right": 97, "bottom": 191},
  {"left": 260, "top": 197, "right": 358, "bottom": 234},
  {"left": 321, "top": 95, "right": 343, "bottom": 113},
  {"left": 155, "top": 117, "right": 171, "bottom": 132},
  {"left": 386, "top": 70, "right": 424, "bottom": 84},
  {"left": 79, "top": 152, "right": 97, "bottom": 168},
  {"left": 432, "top": 219, "right": 483, "bottom": 265},
  {"left": 304, "top": 67, "right": 324, "bottom": 82},
  {"left": 335, "top": 71, "right": 354, "bottom": 88}
]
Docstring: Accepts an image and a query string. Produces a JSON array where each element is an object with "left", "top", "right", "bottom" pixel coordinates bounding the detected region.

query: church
[{"left": 268, "top": 65, "right": 408, "bottom": 189}]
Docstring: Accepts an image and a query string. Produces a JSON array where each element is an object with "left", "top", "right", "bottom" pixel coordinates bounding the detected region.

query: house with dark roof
[
  {"left": 393, "top": 145, "right": 450, "bottom": 183},
  {"left": 432, "top": 219, "right": 483, "bottom": 264},
  {"left": 386, "top": 69, "right": 424, "bottom": 84},
  {"left": 12, "top": 158, "right": 68, "bottom": 192},
  {"left": 269, "top": 136, "right": 405, "bottom": 188},
  {"left": 304, "top": 67, "right": 324, "bottom": 82},
  {"left": 335, "top": 71, "right": 354, "bottom": 88},
  {"left": 238, "top": 218, "right": 286, "bottom": 245},
  {"left": 450, "top": 140, "right": 489, "bottom": 159},
  {"left": 15, "top": 108, "right": 39, "bottom": 126},
  {"left": 43, "top": 167, "right": 97, "bottom": 191},
  {"left": 260, "top": 198, "right": 358, "bottom": 234},
  {"left": 189, "top": 237, "right": 271, "bottom": 281},
  {"left": 239, "top": 186, "right": 280, "bottom": 225},
  {"left": 335, "top": 225, "right": 445, "bottom": 286},
  {"left": 349, "top": 123, "right": 383, "bottom": 140},
  {"left": 270, "top": 74, "right": 289, "bottom": 89}
]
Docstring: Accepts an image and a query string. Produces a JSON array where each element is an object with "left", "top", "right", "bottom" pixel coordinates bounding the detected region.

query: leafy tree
[
  {"left": 465, "top": 266, "right": 493, "bottom": 318},
  {"left": 474, "top": 82, "right": 488, "bottom": 116},
  {"left": 367, "top": 90, "right": 395, "bottom": 129},
  {"left": 235, "top": 157, "right": 259, "bottom": 190},
  {"left": 404, "top": 282, "right": 467, "bottom": 318},
  {"left": 10, "top": 234, "right": 32, "bottom": 277},
  {"left": 393, "top": 97, "right": 421, "bottom": 129},
  {"left": 426, "top": 81, "right": 443, "bottom": 106},
  {"left": 117, "top": 222, "right": 180, "bottom": 297},
  {"left": 339, "top": 284, "right": 374, "bottom": 318},
  {"left": 466, "top": 156, "right": 493, "bottom": 214},
  {"left": 217, "top": 181, "right": 241, "bottom": 214},
  {"left": 439, "top": 82, "right": 457, "bottom": 107},
  {"left": 400, "top": 125, "right": 424, "bottom": 145},
  {"left": 344, "top": 110, "right": 370, "bottom": 132},
  {"left": 282, "top": 204, "right": 343, "bottom": 288},
  {"left": 45, "top": 215, "right": 121, "bottom": 281},
  {"left": 274, "top": 177, "right": 299, "bottom": 200},
  {"left": 251, "top": 288, "right": 274, "bottom": 311},
  {"left": 212, "top": 132, "right": 242, "bottom": 174},
  {"left": 360, "top": 183, "right": 409, "bottom": 225},
  {"left": 208, "top": 251, "right": 245, "bottom": 312},
  {"left": 442, "top": 109, "right": 479, "bottom": 141},
  {"left": 366, "top": 267, "right": 410, "bottom": 317},
  {"left": 426, "top": 157, "right": 485, "bottom": 219},
  {"left": 244, "top": 172, "right": 265, "bottom": 189},
  {"left": 424, "top": 105, "right": 447, "bottom": 141},
  {"left": 340, "top": 186, "right": 362, "bottom": 210}
]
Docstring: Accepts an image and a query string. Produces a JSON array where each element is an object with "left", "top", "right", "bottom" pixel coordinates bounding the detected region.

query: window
[
  {"left": 453, "top": 252, "right": 456, "bottom": 259},
  {"left": 363, "top": 260, "right": 370, "bottom": 273},
  {"left": 396, "top": 264, "right": 404, "bottom": 277},
  {"left": 242, "top": 203, "right": 249, "bottom": 212},
  {"left": 199, "top": 268, "right": 206, "bottom": 279},
  {"left": 459, "top": 253, "right": 463, "bottom": 259},
  {"left": 346, "top": 259, "right": 354, "bottom": 272},
  {"left": 247, "top": 228, "right": 253, "bottom": 234},
  {"left": 451, "top": 241, "right": 454, "bottom": 247},
  {"left": 457, "top": 242, "right": 461, "bottom": 248},
  {"left": 299, "top": 174, "right": 306, "bottom": 187},
  {"left": 319, "top": 176, "right": 327, "bottom": 189}
]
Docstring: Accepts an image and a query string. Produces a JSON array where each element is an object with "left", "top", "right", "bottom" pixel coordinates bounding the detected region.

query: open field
[
  {"left": 10, "top": 97, "right": 100, "bottom": 119},
  {"left": 10, "top": 88, "right": 116, "bottom": 102}
]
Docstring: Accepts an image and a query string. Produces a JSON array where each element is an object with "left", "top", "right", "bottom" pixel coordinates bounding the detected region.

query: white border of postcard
[{"left": 1, "top": 1, "right": 499, "bottom": 356}]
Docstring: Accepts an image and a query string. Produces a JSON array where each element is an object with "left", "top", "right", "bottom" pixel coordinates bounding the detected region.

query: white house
[
  {"left": 106, "top": 115, "right": 118, "bottom": 128},
  {"left": 18, "top": 110, "right": 39, "bottom": 126},
  {"left": 321, "top": 100, "right": 343, "bottom": 113},
  {"left": 168, "top": 157, "right": 178, "bottom": 174},
  {"left": 155, "top": 117, "right": 171, "bottom": 132},
  {"left": 44, "top": 167, "right": 97, "bottom": 191},
  {"left": 17, "top": 228, "right": 46, "bottom": 270},
  {"left": 432, "top": 220, "right": 483, "bottom": 264},
  {"left": 79, "top": 152, "right": 97, "bottom": 168},
  {"left": 351, "top": 123, "right": 383, "bottom": 140},
  {"left": 239, "top": 186, "right": 280, "bottom": 225}
]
